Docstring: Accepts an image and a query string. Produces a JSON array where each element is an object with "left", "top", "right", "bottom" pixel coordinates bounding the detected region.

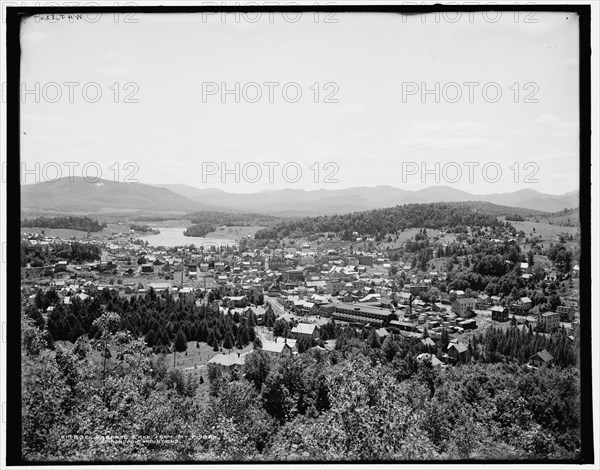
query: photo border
[{"left": 4, "top": 2, "right": 594, "bottom": 466}]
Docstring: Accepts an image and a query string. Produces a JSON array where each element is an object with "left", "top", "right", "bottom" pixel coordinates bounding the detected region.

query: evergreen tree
[
  {"left": 381, "top": 336, "right": 399, "bottom": 362},
  {"left": 206, "top": 329, "right": 215, "bottom": 347},
  {"left": 173, "top": 328, "right": 188, "bottom": 367},
  {"left": 175, "top": 328, "right": 187, "bottom": 352},
  {"left": 273, "top": 318, "right": 289, "bottom": 338},
  {"left": 248, "top": 326, "right": 256, "bottom": 342},
  {"left": 145, "top": 329, "right": 157, "bottom": 347},
  {"left": 440, "top": 328, "right": 450, "bottom": 350},
  {"left": 368, "top": 330, "right": 381, "bottom": 349},
  {"left": 223, "top": 330, "right": 235, "bottom": 354}
]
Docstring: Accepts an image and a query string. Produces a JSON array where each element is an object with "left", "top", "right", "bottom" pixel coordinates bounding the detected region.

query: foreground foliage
[{"left": 21, "top": 313, "right": 581, "bottom": 463}]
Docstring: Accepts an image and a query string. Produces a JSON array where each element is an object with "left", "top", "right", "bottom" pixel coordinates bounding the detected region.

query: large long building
[{"left": 333, "top": 302, "right": 396, "bottom": 327}]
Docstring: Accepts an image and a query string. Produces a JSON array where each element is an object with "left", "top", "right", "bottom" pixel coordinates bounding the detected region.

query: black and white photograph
[{"left": 2, "top": 1, "right": 598, "bottom": 466}]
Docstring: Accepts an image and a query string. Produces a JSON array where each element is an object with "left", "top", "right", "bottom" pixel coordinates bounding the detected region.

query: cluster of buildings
[{"left": 22, "top": 231, "right": 580, "bottom": 353}]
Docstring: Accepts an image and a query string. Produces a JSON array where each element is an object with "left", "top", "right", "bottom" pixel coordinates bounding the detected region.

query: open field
[
  {"left": 55, "top": 339, "right": 254, "bottom": 375},
  {"left": 508, "top": 220, "right": 579, "bottom": 240},
  {"left": 22, "top": 223, "right": 137, "bottom": 240},
  {"left": 21, "top": 227, "right": 90, "bottom": 239},
  {"left": 49, "top": 339, "right": 255, "bottom": 402},
  {"left": 454, "top": 310, "right": 495, "bottom": 342}
]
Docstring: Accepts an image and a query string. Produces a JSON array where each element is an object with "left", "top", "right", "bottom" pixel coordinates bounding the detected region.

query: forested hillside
[
  {"left": 183, "top": 223, "right": 217, "bottom": 238},
  {"left": 21, "top": 216, "right": 106, "bottom": 232},
  {"left": 20, "top": 289, "right": 582, "bottom": 462},
  {"left": 187, "top": 211, "right": 280, "bottom": 226},
  {"left": 254, "top": 202, "right": 511, "bottom": 241}
]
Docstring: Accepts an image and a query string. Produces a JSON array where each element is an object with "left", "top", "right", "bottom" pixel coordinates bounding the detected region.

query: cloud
[
  {"left": 556, "top": 121, "right": 578, "bottom": 131},
  {"left": 430, "top": 136, "right": 500, "bottom": 150},
  {"left": 66, "top": 147, "right": 96, "bottom": 155},
  {"left": 21, "top": 113, "right": 77, "bottom": 129},
  {"left": 77, "top": 134, "right": 106, "bottom": 143},
  {"left": 21, "top": 133, "right": 60, "bottom": 144},
  {"left": 389, "top": 120, "right": 498, "bottom": 152},
  {"left": 330, "top": 103, "right": 363, "bottom": 114},
  {"left": 534, "top": 113, "right": 561, "bottom": 124},
  {"left": 99, "top": 66, "right": 129, "bottom": 76},
  {"left": 538, "top": 150, "right": 577, "bottom": 161},
  {"left": 407, "top": 120, "right": 491, "bottom": 134},
  {"left": 101, "top": 51, "right": 118, "bottom": 60},
  {"left": 210, "top": 140, "right": 245, "bottom": 150},
  {"left": 390, "top": 136, "right": 500, "bottom": 152},
  {"left": 154, "top": 159, "right": 184, "bottom": 174},
  {"left": 345, "top": 129, "right": 377, "bottom": 139},
  {"left": 564, "top": 57, "right": 578, "bottom": 66}
]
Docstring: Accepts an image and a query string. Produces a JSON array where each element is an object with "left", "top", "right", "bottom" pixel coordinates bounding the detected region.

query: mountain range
[
  {"left": 155, "top": 183, "right": 579, "bottom": 215},
  {"left": 20, "top": 178, "right": 579, "bottom": 217}
]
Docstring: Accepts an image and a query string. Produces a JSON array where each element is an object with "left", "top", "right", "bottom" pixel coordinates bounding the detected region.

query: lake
[{"left": 141, "top": 227, "right": 237, "bottom": 248}]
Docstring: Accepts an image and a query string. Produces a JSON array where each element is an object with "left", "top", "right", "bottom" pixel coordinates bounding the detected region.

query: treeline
[
  {"left": 129, "top": 224, "right": 159, "bottom": 234},
  {"left": 255, "top": 203, "right": 509, "bottom": 241},
  {"left": 132, "top": 215, "right": 174, "bottom": 222},
  {"left": 22, "top": 216, "right": 106, "bottom": 232},
  {"left": 539, "top": 208, "right": 579, "bottom": 227},
  {"left": 547, "top": 243, "right": 573, "bottom": 276},
  {"left": 188, "top": 211, "right": 280, "bottom": 227},
  {"left": 28, "top": 275, "right": 575, "bottom": 367},
  {"left": 505, "top": 214, "right": 525, "bottom": 222},
  {"left": 21, "top": 310, "right": 582, "bottom": 462},
  {"left": 452, "top": 201, "right": 544, "bottom": 218},
  {"left": 21, "top": 241, "right": 101, "bottom": 267},
  {"left": 183, "top": 223, "right": 216, "bottom": 237},
  {"left": 473, "top": 326, "right": 577, "bottom": 368},
  {"left": 31, "top": 287, "right": 269, "bottom": 354}
]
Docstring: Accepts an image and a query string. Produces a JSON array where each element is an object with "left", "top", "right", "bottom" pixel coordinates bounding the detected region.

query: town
[{"left": 21, "top": 205, "right": 580, "bottom": 373}]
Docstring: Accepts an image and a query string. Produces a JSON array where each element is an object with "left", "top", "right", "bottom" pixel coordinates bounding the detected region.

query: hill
[
  {"left": 254, "top": 201, "right": 516, "bottom": 241},
  {"left": 537, "top": 207, "right": 580, "bottom": 227},
  {"left": 21, "top": 178, "right": 218, "bottom": 213}
]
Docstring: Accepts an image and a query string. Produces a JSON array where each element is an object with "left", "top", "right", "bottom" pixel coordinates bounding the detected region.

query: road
[{"left": 265, "top": 296, "right": 286, "bottom": 316}]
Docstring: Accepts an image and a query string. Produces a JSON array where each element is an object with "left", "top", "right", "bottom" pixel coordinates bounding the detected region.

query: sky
[{"left": 19, "top": 10, "right": 580, "bottom": 195}]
